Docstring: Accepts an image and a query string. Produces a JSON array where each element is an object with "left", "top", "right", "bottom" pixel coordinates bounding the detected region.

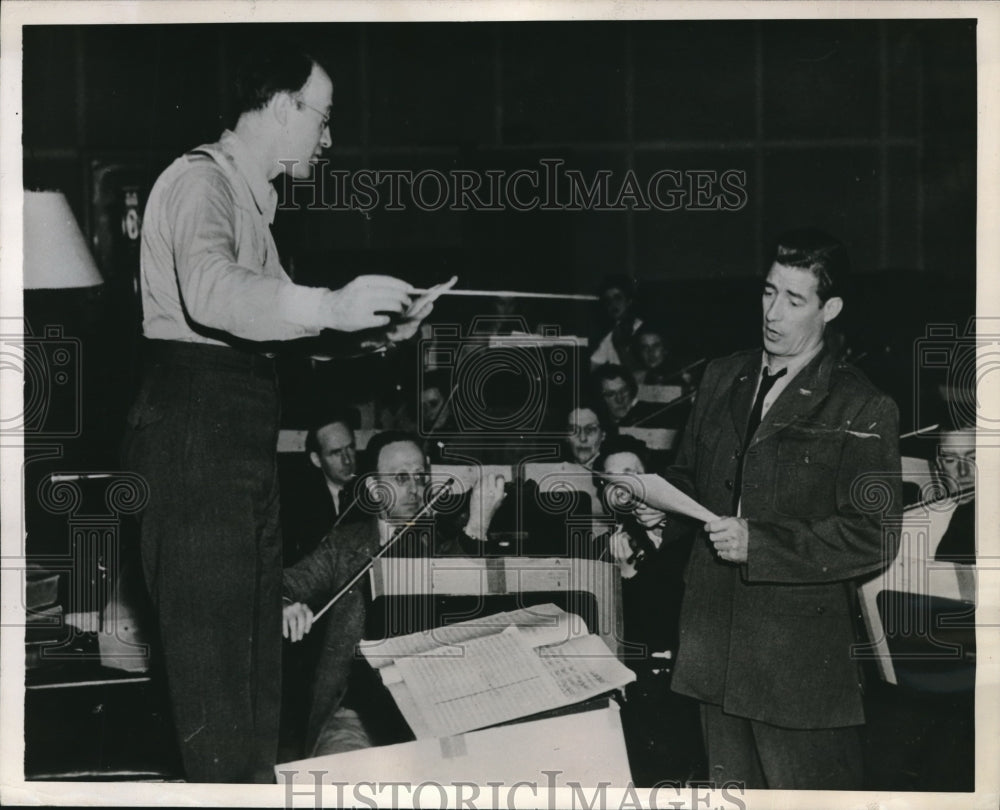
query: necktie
[
  {"left": 745, "top": 366, "right": 786, "bottom": 442},
  {"left": 732, "top": 366, "right": 787, "bottom": 512}
]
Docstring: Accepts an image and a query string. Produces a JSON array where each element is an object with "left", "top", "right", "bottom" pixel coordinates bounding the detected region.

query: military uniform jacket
[{"left": 667, "top": 347, "right": 902, "bottom": 729}]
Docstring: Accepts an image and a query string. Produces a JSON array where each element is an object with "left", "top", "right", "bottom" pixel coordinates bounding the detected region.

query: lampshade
[{"left": 23, "top": 190, "right": 104, "bottom": 289}]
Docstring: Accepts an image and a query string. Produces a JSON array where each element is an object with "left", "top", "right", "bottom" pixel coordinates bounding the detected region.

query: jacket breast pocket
[{"left": 773, "top": 428, "right": 843, "bottom": 517}]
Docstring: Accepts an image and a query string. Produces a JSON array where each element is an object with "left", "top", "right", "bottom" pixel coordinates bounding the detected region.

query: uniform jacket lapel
[
  {"left": 751, "top": 349, "right": 834, "bottom": 447},
  {"left": 729, "top": 354, "right": 763, "bottom": 443}
]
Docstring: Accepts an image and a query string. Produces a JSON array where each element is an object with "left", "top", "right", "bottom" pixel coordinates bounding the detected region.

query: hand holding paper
[{"left": 705, "top": 516, "right": 749, "bottom": 563}]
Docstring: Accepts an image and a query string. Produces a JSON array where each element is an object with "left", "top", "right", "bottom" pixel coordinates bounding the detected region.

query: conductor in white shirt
[{"left": 123, "top": 47, "right": 449, "bottom": 782}]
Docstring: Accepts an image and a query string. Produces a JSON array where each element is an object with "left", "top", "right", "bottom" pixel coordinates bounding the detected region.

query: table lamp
[{"left": 23, "top": 190, "right": 104, "bottom": 289}]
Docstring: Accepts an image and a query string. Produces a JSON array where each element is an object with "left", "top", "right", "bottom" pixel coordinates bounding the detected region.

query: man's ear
[
  {"left": 270, "top": 91, "right": 294, "bottom": 127},
  {"left": 822, "top": 296, "right": 843, "bottom": 323},
  {"left": 308, "top": 451, "right": 321, "bottom": 470},
  {"left": 362, "top": 474, "right": 385, "bottom": 512}
]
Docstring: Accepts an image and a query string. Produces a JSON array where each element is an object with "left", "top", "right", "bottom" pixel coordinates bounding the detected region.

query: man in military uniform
[{"left": 663, "top": 229, "right": 902, "bottom": 789}]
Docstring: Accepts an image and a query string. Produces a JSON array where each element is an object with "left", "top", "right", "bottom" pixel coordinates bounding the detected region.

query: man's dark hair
[
  {"left": 234, "top": 49, "right": 324, "bottom": 116},
  {"left": 593, "top": 434, "right": 651, "bottom": 473},
  {"left": 598, "top": 273, "right": 636, "bottom": 300},
  {"left": 631, "top": 321, "right": 668, "bottom": 351},
  {"left": 770, "top": 228, "right": 850, "bottom": 304},
  {"left": 633, "top": 321, "right": 666, "bottom": 340},
  {"left": 566, "top": 399, "right": 611, "bottom": 432},
  {"left": 591, "top": 363, "right": 638, "bottom": 401},
  {"left": 304, "top": 405, "right": 359, "bottom": 455},
  {"left": 362, "top": 430, "right": 425, "bottom": 475},
  {"left": 937, "top": 400, "right": 976, "bottom": 435}
]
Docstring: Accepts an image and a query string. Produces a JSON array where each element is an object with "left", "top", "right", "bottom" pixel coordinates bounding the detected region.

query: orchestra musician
[
  {"left": 632, "top": 323, "right": 672, "bottom": 386},
  {"left": 592, "top": 436, "right": 691, "bottom": 656},
  {"left": 593, "top": 364, "right": 640, "bottom": 427},
  {"left": 933, "top": 418, "right": 976, "bottom": 565},
  {"left": 280, "top": 431, "right": 505, "bottom": 756},
  {"left": 282, "top": 407, "right": 364, "bottom": 562},
  {"left": 564, "top": 404, "right": 609, "bottom": 466},
  {"left": 591, "top": 274, "right": 643, "bottom": 371}
]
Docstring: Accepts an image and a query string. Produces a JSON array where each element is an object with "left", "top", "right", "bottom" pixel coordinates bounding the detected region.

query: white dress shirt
[{"left": 140, "top": 130, "right": 340, "bottom": 344}]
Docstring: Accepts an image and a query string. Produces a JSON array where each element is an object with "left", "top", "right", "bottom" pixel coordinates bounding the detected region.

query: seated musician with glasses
[
  {"left": 593, "top": 364, "right": 639, "bottom": 427},
  {"left": 593, "top": 363, "right": 676, "bottom": 430},
  {"left": 280, "top": 431, "right": 505, "bottom": 757},
  {"left": 564, "top": 404, "right": 609, "bottom": 467}
]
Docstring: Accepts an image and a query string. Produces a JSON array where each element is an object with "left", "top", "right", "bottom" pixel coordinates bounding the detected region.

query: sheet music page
[
  {"left": 513, "top": 605, "right": 589, "bottom": 648},
  {"left": 360, "top": 617, "right": 504, "bottom": 667},
  {"left": 359, "top": 603, "right": 585, "bottom": 667},
  {"left": 394, "top": 625, "right": 567, "bottom": 738},
  {"left": 603, "top": 472, "right": 718, "bottom": 523}
]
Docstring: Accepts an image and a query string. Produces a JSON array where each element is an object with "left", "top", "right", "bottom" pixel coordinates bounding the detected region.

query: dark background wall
[{"left": 23, "top": 20, "right": 975, "bottom": 279}]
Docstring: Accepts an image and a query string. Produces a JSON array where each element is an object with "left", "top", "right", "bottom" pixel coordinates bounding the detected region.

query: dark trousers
[
  {"left": 123, "top": 341, "right": 283, "bottom": 783},
  {"left": 700, "top": 702, "right": 863, "bottom": 790}
]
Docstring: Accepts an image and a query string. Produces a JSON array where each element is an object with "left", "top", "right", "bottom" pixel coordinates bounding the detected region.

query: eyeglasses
[
  {"left": 381, "top": 471, "right": 430, "bottom": 488},
  {"left": 602, "top": 386, "right": 631, "bottom": 401},
  {"left": 295, "top": 97, "right": 331, "bottom": 130}
]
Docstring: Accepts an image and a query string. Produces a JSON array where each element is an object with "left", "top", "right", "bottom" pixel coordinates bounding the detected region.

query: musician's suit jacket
[
  {"left": 280, "top": 473, "right": 363, "bottom": 562},
  {"left": 282, "top": 514, "right": 482, "bottom": 752},
  {"left": 665, "top": 347, "right": 901, "bottom": 729},
  {"left": 283, "top": 518, "right": 377, "bottom": 752}
]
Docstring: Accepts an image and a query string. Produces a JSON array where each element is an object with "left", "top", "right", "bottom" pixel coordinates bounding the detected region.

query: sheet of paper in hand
[{"left": 602, "top": 472, "right": 719, "bottom": 524}]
